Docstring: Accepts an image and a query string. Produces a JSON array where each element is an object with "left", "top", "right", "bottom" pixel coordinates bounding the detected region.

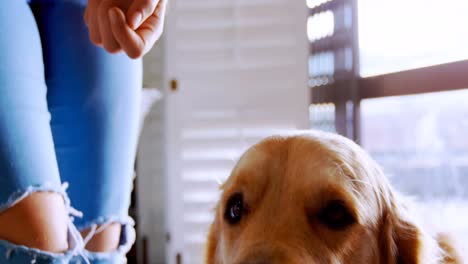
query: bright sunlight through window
[{"left": 358, "top": 0, "right": 468, "bottom": 77}]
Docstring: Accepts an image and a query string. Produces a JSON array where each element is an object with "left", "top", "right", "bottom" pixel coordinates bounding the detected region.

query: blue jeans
[{"left": 0, "top": 0, "right": 141, "bottom": 263}]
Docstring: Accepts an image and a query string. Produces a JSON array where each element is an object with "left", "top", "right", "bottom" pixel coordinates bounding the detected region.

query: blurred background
[{"left": 130, "top": 0, "right": 468, "bottom": 263}]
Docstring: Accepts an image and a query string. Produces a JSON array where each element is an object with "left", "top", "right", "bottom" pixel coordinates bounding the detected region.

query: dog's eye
[
  {"left": 318, "top": 200, "right": 355, "bottom": 230},
  {"left": 224, "top": 193, "right": 244, "bottom": 225}
]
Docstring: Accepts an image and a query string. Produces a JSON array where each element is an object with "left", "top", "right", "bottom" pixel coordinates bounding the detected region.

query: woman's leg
[
  {"left": 0, "top": 1, "right": 81, "bottom": 263},
  {"left": 30, "top": 1, "right": 142, "bottom": 262}
]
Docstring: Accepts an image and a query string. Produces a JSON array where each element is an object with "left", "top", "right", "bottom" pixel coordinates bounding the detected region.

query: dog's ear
[
  {"left": 436, "top": 233, "right": 463, "bottom": 264},
  {"left": 206, "top": 209, "right": 221, "bottom": 264},
  {"left": 380, "top": 195, "right": 460, "bottom": 264},
  {"left": 379, "top": 201, "right": 427, "bottom": 264},
  {"left": 380, "top": 211, "right": 421, "bottom": 264}
]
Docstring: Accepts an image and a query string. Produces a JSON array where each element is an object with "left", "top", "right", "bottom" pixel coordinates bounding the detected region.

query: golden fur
[{"left": 206, "top": 131, "right": 463, "bottom": 264}]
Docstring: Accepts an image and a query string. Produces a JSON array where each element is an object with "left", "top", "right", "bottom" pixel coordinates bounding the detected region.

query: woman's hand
[{"left": 85, "top": 0, "right": 167, "bottom": 59}]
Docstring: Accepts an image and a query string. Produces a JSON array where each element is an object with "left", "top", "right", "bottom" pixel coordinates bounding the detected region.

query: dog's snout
[
  {"left": 239, "top": 260, "right": 269, "bottom": 264},
  {"left": 237, "top": 257, "right": 272, "bottom": 264},
  {"left": 236, "top": 248, "right": 287, "bottom": 264}
]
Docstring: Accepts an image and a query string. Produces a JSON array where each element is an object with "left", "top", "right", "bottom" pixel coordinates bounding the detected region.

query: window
[
  {"left": 358, "top": 0, "right": 468, "bottom": 77},
  {"left": 361, "top": 89, "right": 468, "bottom": 240},
  {"left": 309, "top": 103, "right": 336, "bottom": 132}
]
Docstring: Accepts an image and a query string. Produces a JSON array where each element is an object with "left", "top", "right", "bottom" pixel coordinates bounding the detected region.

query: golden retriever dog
[{"left": 206, "top": 131, "right": 463, "bottom": 264}]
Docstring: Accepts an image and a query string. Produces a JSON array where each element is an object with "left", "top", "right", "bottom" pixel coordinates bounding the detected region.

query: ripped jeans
[{"left": 0, "top": 0, "right": 141, "bottom": 263}]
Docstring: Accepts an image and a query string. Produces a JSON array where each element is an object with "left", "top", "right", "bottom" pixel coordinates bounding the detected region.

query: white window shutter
[{"left": 163, "top": 1, "right": 309, "bottom": 263}]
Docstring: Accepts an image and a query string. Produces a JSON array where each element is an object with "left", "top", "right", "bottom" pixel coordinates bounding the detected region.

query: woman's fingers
[
  {"left": 110, "top": 3, "right": 166, "bottom": 59},
  {"left": 98, "top": 0, "right": 121, "bottom": 53},
  {"left": 126, "top": 0, "right": 159, "bottom": 30},
  {"left": 86, "top": 0, "right": 166, "bottom": 57},
  {"left": 86, "top": 0, "right": 102, "bottom": 46},
  {"left": 109, "top": 7, "right": 146, "bottom": 59},
  {"left": 136, "top": 13, "right": 163, "bottom": 54},
  {"left": 153, "top": 0, "right": 167, "bottom": 40}
]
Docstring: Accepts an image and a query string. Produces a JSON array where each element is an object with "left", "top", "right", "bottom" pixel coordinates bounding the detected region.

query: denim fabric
[
  {"left": 28, "top": 0, "right": 88, "bottom": 5},
  {"left": 70, "top": 224, "right": 136, "bottom": 264},
  {"left": 0, "top": 1, "right": 141, "bottom": 263}
]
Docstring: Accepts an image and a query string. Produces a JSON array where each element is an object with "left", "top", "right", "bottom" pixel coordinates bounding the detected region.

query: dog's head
[{"left": 206, "top": 132, "right": 449, "bottom": 264}]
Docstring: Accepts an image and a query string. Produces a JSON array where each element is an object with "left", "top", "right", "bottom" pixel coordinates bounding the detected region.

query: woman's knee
[
  {"left": 80, "top": 223, "right": 122, "bottom": 252},
  {"left": 0, "top": 192, "right": 69, "bottom": 253}
]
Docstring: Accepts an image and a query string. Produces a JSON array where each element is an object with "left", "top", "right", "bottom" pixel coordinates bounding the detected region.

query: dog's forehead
[
  {"left": 224, "top": 136, "right": 355, "bottom": 192},
  {"left": 223, "top": 146, "right": 271, "bottom": 191}
]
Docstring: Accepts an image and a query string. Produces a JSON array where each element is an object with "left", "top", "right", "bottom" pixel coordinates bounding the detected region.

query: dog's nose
[
  {"left": 237, "top": 251, "right": 285, "bottom": 264},
  {"left": 238, "top": 258, "right": 270, "bottom": 264}
]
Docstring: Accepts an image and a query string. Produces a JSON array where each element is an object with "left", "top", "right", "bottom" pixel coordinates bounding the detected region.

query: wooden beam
[
  {"left": 360, "top": 60, "right": 468, "bottom": 99},
  {"left": 310, "top": 80, "right": 353, "bottom": 104},
  {"left": 309, "top": 0, "right": 348, "bottom": 14}
]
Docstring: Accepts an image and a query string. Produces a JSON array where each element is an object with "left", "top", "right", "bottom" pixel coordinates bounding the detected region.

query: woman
[{"left": 0, "top": 0, "right": 166, "bottom": 263}]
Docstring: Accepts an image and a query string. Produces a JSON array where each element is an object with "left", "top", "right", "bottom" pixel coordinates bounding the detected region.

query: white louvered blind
[{"left": 163, "top": 1, "right": 309, "bottom": 263}]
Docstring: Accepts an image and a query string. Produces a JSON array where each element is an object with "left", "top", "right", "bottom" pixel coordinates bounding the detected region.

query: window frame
[{"left": 309, "top": 0, "right": 468, "bottom": 142}]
